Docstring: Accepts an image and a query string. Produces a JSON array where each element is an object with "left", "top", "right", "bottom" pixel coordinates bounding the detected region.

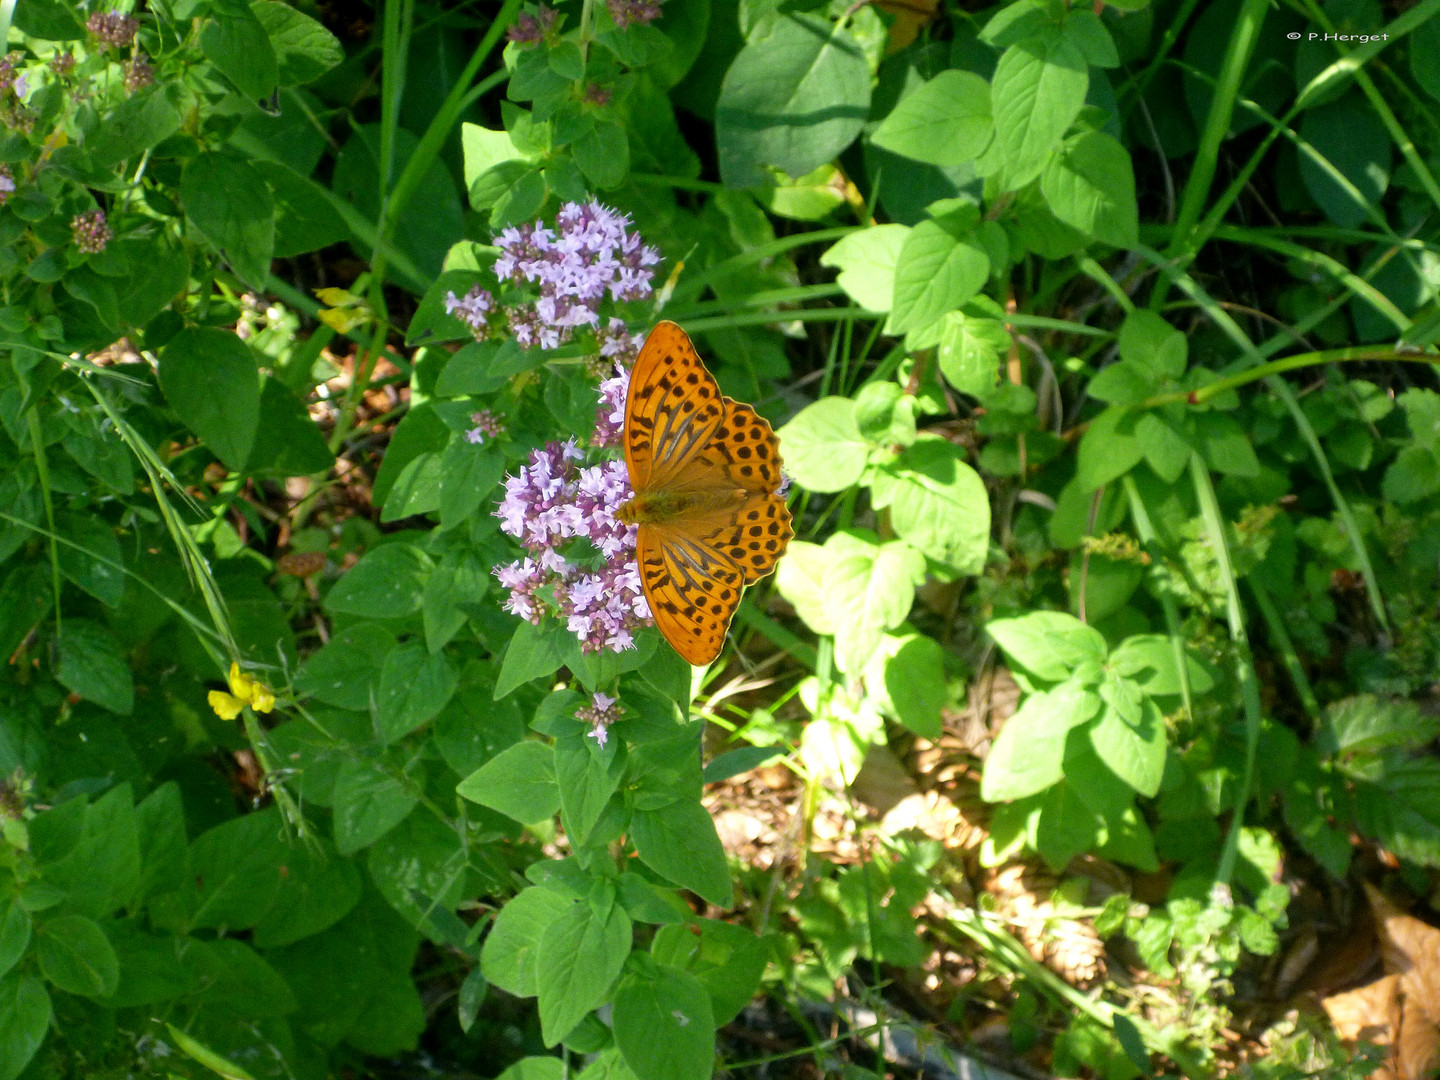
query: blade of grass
[
  {"left": 1188, "top": 453, "right": 1263, "bottom": 887},
  {"left": 1122, "top": 475, "right": 1194, "bottom": 719},
  {"left": 25, "top": 411, "right": 62, "bottom": 635}
]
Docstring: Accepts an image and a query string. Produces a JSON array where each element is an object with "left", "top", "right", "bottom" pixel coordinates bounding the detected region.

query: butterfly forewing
[{"left": 624, "top": 321, "right": 726, "bottom": 494}]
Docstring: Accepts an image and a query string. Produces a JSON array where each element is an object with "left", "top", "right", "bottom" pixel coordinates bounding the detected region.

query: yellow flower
[{"left": 208, "top": 662, "right": 276, "bottom": 719}]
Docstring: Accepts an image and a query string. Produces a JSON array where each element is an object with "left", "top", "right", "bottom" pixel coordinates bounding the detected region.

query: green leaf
[
  {"left": 55, "top": 619, "right": 134, "bottom": 715},
  {"left": 251, "top": 840, "right": 363, "bottom": 948},
  {"left": 496, "top": 620, "right": 574, "bottom": 699},
  {"left": 440, "top": 437, "right": 505, "bottom": 529},
  {"left": 376, "top": 644, "right": 457, "bottom": 742},
  {"left": 773, "top": 540, "right": 835, "bottom": 635},
  {"left": 36, "top": 915, "right": 118, "bottom": 997},
  {"left": 461, "top": 124, "right": 533, "bottom": 190},
  {"left": 1062, "top": 10, "right": 1120, "bottom": 68},
  {"left": 200, "top": 5, "right": 279, "bottom": 99},
  {"left": 331, "top": 762, "right": 419, "bottom": 855},
  {"left": 1298, "top": 99, "right": 1391, "bottom": 229},
  {"left": 87, "top": 85, "right": 183, "bottom": 168},
  {"left": 889, "top": 219, "right": 989, "bottom": 336},
  {"left": 573, "top": 119, "right": 631, "bottom": 190},
  {"left": 870, "top": 437, "right": 990, "bottom": 572},
  {"left": 1076, "top": 405, "right": 1142, "bottom": 489},
  {"left": 295, "top": 623, "right": 395, "bottom": 709},
  {"left": 702, "top": 746, "right": 785, "bottom": 784},
  {"left": 1136, "top": 412, "right": 1193, "bottom": 482},
  {"left": 257, "top": 160, "right": 350, "bottom": 258},
  {"left": 481, "top": 886, "right": 571, "bottom": 997},
  {"left": 937, "top": 307, "right": 1010, "bottom": 397},
  {"left": 556, "top": 735, "right": 624, "bottom": 845},
  {"left": 458, "top": 967, "right": 488, "bottom": 1033},
  {"left": 822, "top": 540, "right": 926, "bottom": 674},
  {"left": 0, "top": 973, "right": 51, "bottom": 1080},
  {"left": 1118, "top": 309, "right": 1187, "bottom": 381},
  {"left": 990, "top": 37, "right": 1089, "bottom": 187},
  {"left": 987, "top": 611, "right": 1107, "bottom": 681},
  {"left": 189, "top": 806, "right": 289, "bottom": 930},
  {"left": 650, "top": 918, "right": 766, "bottom": 1026},
  {"left": 536, "top": 899, "right": 632, "bottom": 1045},
  {"left": 56, "top": 514, "right": 123, "bottom": 608},
  {"left": 1414, "top": 17, "right": 1440, "bottom": 103},
  {"left": 458, "top": 741, "right": 561, "bottom": 825},
  {"left": 1194, "top": 412, "right": 1259, "bottom": 477},
  {"left": 613, "top": 966, "right": 716, "bottom": 1080},
  {"left": 252, "top": 0, "right": 343, "bottom": 85},
  {"left": 716, "top": 13, "right": 871, "bottom": 186},
  {"left": 776, "top": 397, "right": 869, "bottom": 493},
  {"left": 367, "top": 811, "right": 468, "bottom": 939},
  {"left": 1321, "top": 694, "right": 1440, "bottom": 756},
  {"left": 1382, "top": 445, "right": 1440, "bottom": 504},
  {"left": 1109, "top": 634, "right": 1214, "bottom": 696},
  {"left": 0, "top": 902, "right": 29, "bottom": 979},
  {"left": 819, "top": 224, "right": 909, "bottom": 312},
  {"left": 181, "top": 152, "right": 276, "bottom": 286},
  {"left": 246, "top": 377, "right": 335, "bottom": 475},
  {"left": 1039, "top": 130, "right": 1137, "bottom": 247},
  {"left": 631, "top": 801, "right": 732, "bottom": 908},
  {"left": 325, "top": 543, "right": 433, "bottom": 618},
  {"left": 157, "top": 327, "right": 261, "bottom": 471},
  {"left": 981, "top": 680, "right": 1101, "bottom": 801},
  {"left": 1088, "top": 695, "right": 1165, "bottom": 797},
  {"left": 1035, "top": 779, "right": 1102, "bottom": 868},
  {"left": 871, "top": 70, "right": 992, "bottom": 166},
  {"left": 873, "top": 633, "right": 947, "bottom": 739}
]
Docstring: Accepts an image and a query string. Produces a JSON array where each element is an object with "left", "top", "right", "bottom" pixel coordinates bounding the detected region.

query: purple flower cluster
[
  {"left": 576, "top": 691, "right": 622, "bottom": 748},
  {"left": 493, "top": 439, "right": 651, "bottom": 654},
  {"left": 72, "top": 209, "right": 111, "bottom": 254},
  {"left": 124, "top": 54, "right": 154, "bottom": 92},
  {"left": 607, "top": 0, "right": 664, "bottom": 29},
  {"left": 493, "top": 201, "right": 660, "bottom": 350},
  {"left": 465, "top": 409, "right": 505, "bottom": 445},
  {"left": 49, "top": 52, "right": 75, "bottom": 77},
  {"left": 445, "top": 284, "right": 496, "bottom": 340},
  {"left": 507, "top": 4, "right": 558, "bottom": 45},
  {"left": 0, "top": 166, "right": 13, "bottom": 206},
  {"left": 0, "top": 55, "right": 15, "bottom": 96},
  {"left": 87, "top": 11, "right": 140, "bottom": 48}
]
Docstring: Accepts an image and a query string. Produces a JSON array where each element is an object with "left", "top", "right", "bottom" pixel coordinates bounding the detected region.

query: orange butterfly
[{"left": 617, "top": 322, "right": 793, "bottom": 666}]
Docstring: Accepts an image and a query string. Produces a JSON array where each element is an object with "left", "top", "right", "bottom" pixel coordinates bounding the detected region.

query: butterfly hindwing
[{"left": 636, "top": 524, "right": 745, "bottom": 666}]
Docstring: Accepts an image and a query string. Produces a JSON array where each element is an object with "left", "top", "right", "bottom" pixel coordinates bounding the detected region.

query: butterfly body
[
  {"left": 621, "top": 321, "right": 793, "bottom": 666},
  {"left": 618, "top": 486, "right": 747, "bottom": 526}
]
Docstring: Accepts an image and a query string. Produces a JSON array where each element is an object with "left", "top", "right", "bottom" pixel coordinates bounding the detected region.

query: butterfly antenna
[{"left": 653, "top": 244, "right": 697, "bottom": 312}]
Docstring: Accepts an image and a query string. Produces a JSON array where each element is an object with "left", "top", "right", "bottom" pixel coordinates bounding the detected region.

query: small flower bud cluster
[
  {"left": 576, "top": 691, "right": 622, "bottom": 748},
  {"left": 87, "top": 11, "right": 140, "bottom": 49},
  {"left": 0, "top": 166, "right": 14, "bottom": 206},
  {"left": 72, "top": 209, "right": 112, "bottom": 254},
  {"left": 465, "top": 409, "right": 505, "bottom": 445},
  {"left": 0, "top": 55, "right": 16, "bottom": 96},
  {"left": 492, "top": 200, "right": 660, "bottom": 351},
  {"left": 607, "top": 0, "right": 664, "bottom": 29},
  {"left": 49, "top": 52, "right": 75, "bottom": 77},
  {"left": 493, "top": 439, "right": 651, "bottom": 654},
  {"left": 124, "top": 54, "right": 154, "bottom": 92},
  {"left": 507, "top": 4, "right": 558, "bottom": 45}
]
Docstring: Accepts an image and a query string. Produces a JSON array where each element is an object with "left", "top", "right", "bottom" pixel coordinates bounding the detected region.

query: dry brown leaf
[
  {"left": 1397, "top": 1000, "right": 1440, "bottom": 1080},
  {"left": 1368, "top": 882, "right": 1440, "bottom": 1025},
  {"left": 1323, "top": 973, "right": 1400, "bottom": 1046}
]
